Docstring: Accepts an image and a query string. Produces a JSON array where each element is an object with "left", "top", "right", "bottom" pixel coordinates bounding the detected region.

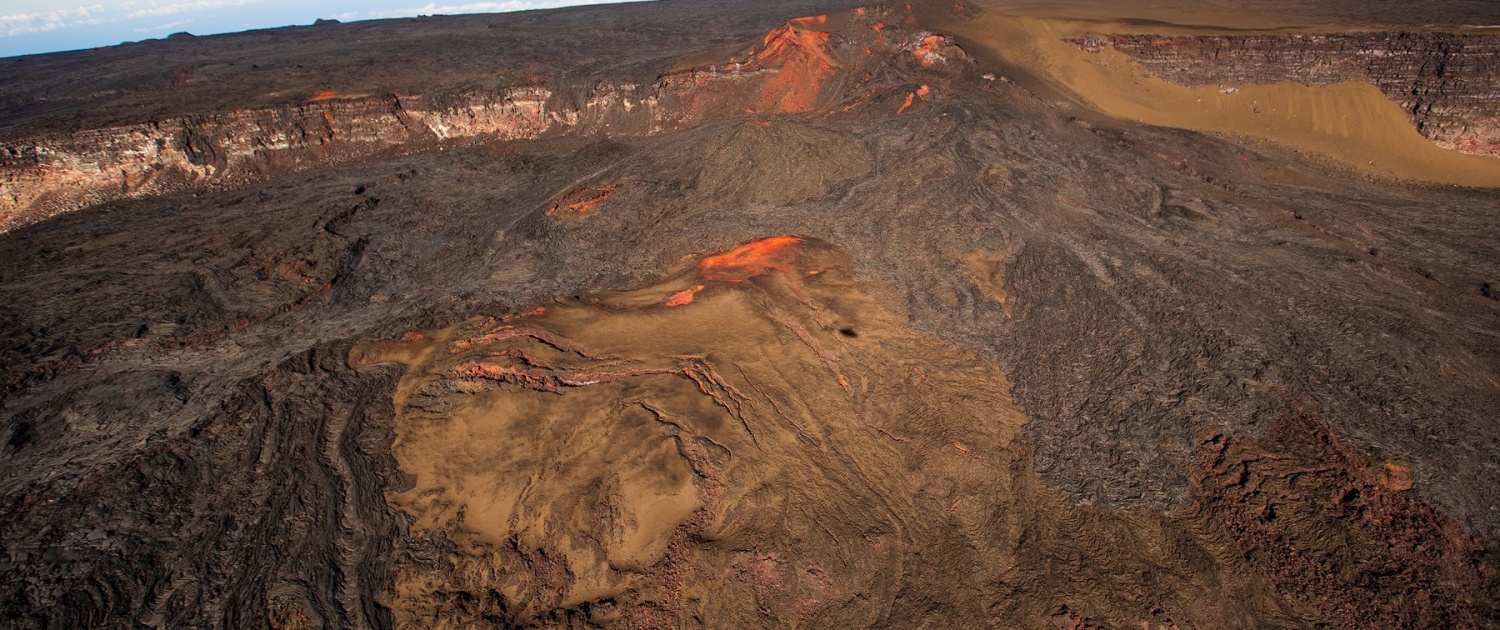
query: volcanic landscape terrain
[{"left": 2, "top": 0, "right": 1500, "bottom": 628}]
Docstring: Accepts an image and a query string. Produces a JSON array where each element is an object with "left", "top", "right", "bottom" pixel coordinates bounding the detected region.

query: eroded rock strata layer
[
  {"left": 1, "top": 0, "right": 1498, "bottom": 628},
  {"left": 0, "top": 5, "right": 965, "bottom": 232},
  {"left": 1076, "top": 32, "right": 1500, "bottom": 155}
]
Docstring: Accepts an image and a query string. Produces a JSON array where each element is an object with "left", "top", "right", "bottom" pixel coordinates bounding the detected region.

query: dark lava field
[{"left": 2, "top": 0, "right": 1499, "bottom": 628}]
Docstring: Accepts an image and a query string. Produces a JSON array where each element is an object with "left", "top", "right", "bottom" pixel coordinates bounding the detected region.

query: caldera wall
[
  {"left": 0, "top": 6, "right": 969, "bottom": 234},
  {"left": 1077, "top": 32, "right": 1500, "bottom": 156}
]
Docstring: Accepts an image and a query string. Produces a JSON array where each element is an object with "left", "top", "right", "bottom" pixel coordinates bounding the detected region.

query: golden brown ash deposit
[{"left": 353, "top": 237, "right": 1313, "bottom": 628}]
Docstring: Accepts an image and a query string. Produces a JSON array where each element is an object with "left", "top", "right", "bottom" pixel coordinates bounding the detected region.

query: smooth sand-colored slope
[{"left": 942, "top": 4, "right": 1500, "bottom": 186}]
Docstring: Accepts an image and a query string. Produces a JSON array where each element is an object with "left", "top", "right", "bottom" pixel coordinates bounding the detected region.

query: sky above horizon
[{"left": 0, "top": 0, "right": 641, "bottom": 57}]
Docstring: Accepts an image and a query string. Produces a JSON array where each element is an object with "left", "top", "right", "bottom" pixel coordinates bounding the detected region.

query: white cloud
[
  {"left": 124, "top": 0, "right": 262, "bottom": 19},
  {"left": 0, "top": 1, "right": 259, "bottom": 37},
  {"left": 0, "top": 5, "right": 107, "bottom": 37},
  {"left": 359, "top": 0, "right": 627, "bottom": 19},
  {"left": 0, "top": 0, "right": 646, "bottom": 53},
  {"left": 132, "top": 18, "right": 193, "bottom": 32}
]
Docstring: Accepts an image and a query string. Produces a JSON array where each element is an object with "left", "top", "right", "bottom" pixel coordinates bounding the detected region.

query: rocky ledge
[
  {"left": 0, "top": 5, "right": 968, "bottom": 233},
  {"left": 1074, "top": 32, "right": 1500, "bottom": 156}
]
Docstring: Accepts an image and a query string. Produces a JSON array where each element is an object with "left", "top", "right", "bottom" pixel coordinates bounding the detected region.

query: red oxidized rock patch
[
  {"left": 1195, "top": 401, "right": 1483, "bottom": 627},
  {"left": 650, "top": 6, "right": 968, "bottom": 123},
  {"left": 897, "top": 84, "right": 931, "bottom": 114},
  {"left": 546, "top": 183, "right": 621, "bottom": 219},
  {"left": 908, "top": 32, "right": 967, "bottom": 66},
  {"left": 697, "top": 236, "right": 802, "bottom": 282},
  {"left": 664, "top": 284, "right": 705, "bottom": 307},
  {"left": 748, "top": 18, "right": 840, "bottom": 113},
  {"left": 1380, "top": 462, "right": 1414, "bottom": 491}
]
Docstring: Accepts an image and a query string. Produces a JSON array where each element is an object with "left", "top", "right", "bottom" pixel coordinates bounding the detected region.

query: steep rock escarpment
[
  {"left": 0, "top": 89, "right": 555, "bottom": 229},
  {"left": 0, "top": 5, "right": 967, "bottom": 233},
  {"left": 1075, "top": 32, "right": 1500, "bottom": 155}
]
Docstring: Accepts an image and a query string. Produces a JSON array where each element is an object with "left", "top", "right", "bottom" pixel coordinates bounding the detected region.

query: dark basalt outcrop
[
  {"left": 1, "top": 0, "right": 1499, "bottom": 628},
  {"left": 1075, "top": 32, "right": 1500, "bottom": 155}
]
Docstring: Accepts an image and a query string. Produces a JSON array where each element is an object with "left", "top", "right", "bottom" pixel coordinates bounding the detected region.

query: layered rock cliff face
[
  {"left": 1076, "top": 32, "right": 1500, "bottom": 155},
  {"left": 0, "top": 89, "right": 557, "bottom": 228},
  {"left": 0, "top": 7, "right": 967, "bottom": 232},
  {"left": 11, "top": 20, "right": 1497, "bottom": 233}
]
